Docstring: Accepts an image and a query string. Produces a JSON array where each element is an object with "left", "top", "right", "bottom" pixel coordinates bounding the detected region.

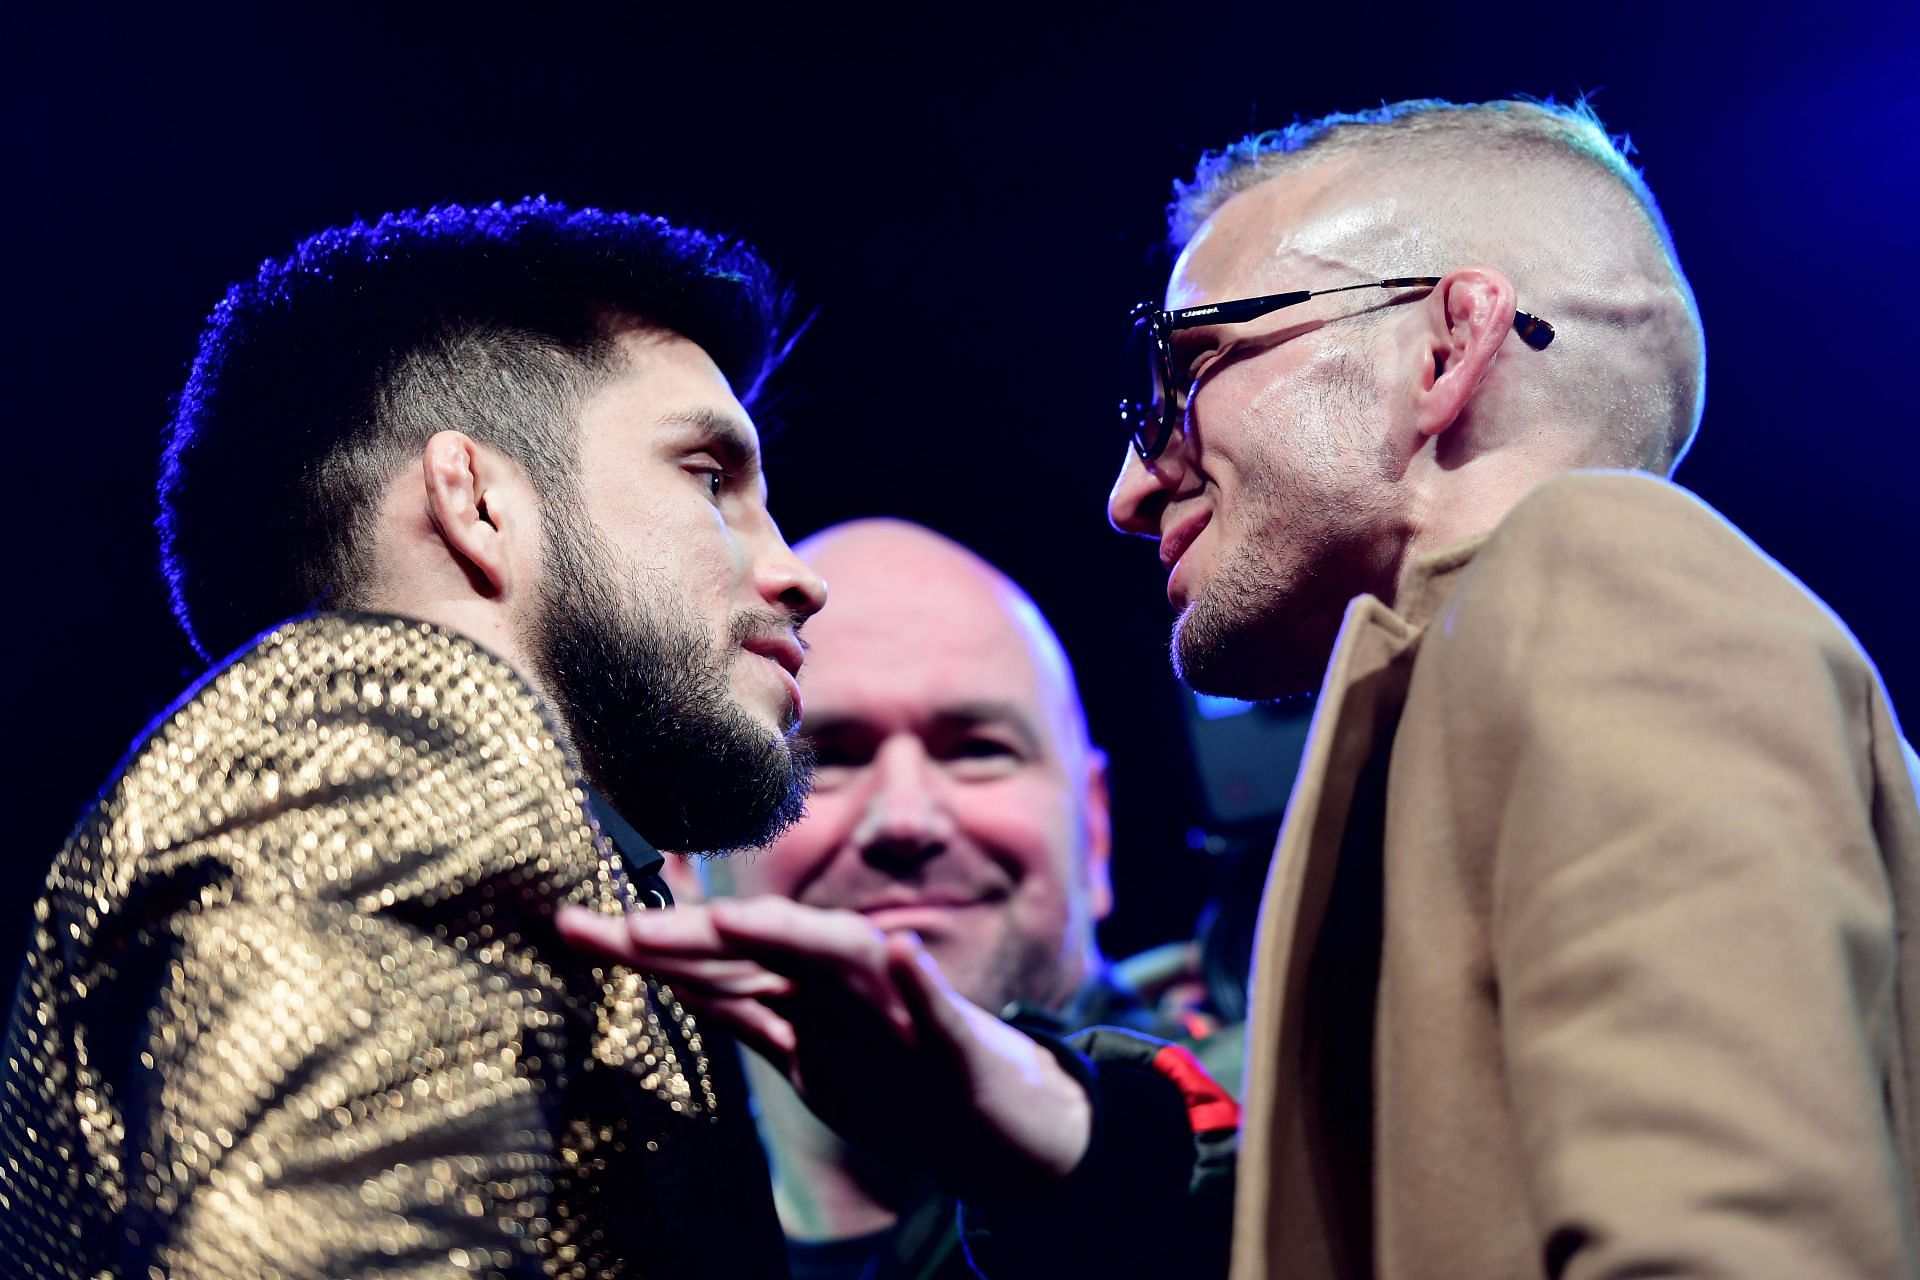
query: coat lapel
[
  {"left": 1230, "top": 538, "right": 1489, "bottom": 1279},
  {"left": 1230, "top": 595, "right": 1421, "bottom": 1280}
]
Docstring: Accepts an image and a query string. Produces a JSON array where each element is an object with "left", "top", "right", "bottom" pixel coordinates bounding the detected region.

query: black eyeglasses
[{"left": 1120, "top": 276, "right": 1556, "bottom": 462}]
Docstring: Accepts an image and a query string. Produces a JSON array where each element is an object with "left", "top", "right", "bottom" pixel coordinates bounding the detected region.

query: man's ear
[
  {"left": 1414, "top": 267, "right": 1518, "bottom": 439},
  {"left": 1082, "top": 747, "right": 1114, "bottom": 922},
  {"left": 421, "top": 430, "right": 534, "bottom": 599}
]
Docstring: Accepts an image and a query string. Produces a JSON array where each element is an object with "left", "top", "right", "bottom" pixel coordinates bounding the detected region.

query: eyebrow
[
  {"left": 659, "top": 406, "right": 760, "bottom": 474},
  {"left": 804, "top": 701, "right": 1044, "bottom": 754},
  {"left": 940, "top": 704, "right": 1043, "bottom": 758}
]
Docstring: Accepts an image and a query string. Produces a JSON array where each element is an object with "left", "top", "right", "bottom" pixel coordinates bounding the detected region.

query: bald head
[
  {"left": 722, "top": 518, "right": 1112, "bottom": 1013},
  {"left": 1172, "top": 99, "right": 1705, "bottom": 473},
  {"left": 796, "top": 519, "right": 1094, "bottom": 767}
]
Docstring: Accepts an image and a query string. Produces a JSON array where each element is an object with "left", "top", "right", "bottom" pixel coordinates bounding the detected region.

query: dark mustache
[{"left": 728, "top": 608, "right": 809, "bottom": 652}]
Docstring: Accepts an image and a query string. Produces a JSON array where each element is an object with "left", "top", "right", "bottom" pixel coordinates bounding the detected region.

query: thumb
[{"left": 887, "top": 933, "right": 978, "bottom": 1056}]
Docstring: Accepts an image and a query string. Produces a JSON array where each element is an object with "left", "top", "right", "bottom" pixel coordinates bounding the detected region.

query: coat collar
[
  {"left": 582, "top": 787, "right": 672, "bottom": 908},
  {"left": 1230, "top": 528, "right": 1490, "bottom": 1277},
  {"left": 1391, "top": 529, "right": 1492, "bottom": 633}
]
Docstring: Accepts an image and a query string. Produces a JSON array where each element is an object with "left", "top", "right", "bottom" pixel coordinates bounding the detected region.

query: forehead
[
  {"left": 1166, "top": 157, "right": 1423, "bottom": 309},
  {"left": 799, "top": 532, "right": 1075, "bottom": 738},
  {"left": 577, "top": 328, "right": 759, "bottom": 456}
]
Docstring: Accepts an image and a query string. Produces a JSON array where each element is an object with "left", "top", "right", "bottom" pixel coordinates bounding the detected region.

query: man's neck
[
  {"left": 745, "top": 1049, "right": 932, "bottom": 1242},
  {"left": 1397, "top": 448, "right": 1619, "bottom": 602}
]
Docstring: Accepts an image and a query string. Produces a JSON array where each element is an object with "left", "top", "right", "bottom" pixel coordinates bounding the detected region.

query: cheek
[
  {"left": 731, "top": 794, "right": 855, "bottom": 895},
  {"left": 604, "top": 490, "right": 748, "bottom": 599},
  {"left": 950, "top": 780, "right": 1080, "bottom": 894}
]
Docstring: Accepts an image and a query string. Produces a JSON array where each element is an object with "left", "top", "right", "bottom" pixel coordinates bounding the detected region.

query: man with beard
[
  {"left": 1105, "top": 98, "right": 1920, "bottom": 1278},
  {"left": 560, "top": 523, "right": 1240, "bottom": 1277},
  {"left": 696, "top": 519, "right": 1240, "bottom": 1280},
  {"left": 0, "top": 199, "right": 1126, "bottom": 1279}
]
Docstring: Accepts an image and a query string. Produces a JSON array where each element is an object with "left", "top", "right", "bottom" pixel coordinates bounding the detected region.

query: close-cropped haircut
[
  {"left": 1169, "top": 97, "right": 1666, "bottom": 253},
  {"left": 1167, "top": 98, "right": 1705, "bottom": 474},
  {"left": 160, "top": 197, "right": 790, "bottom": 661}
]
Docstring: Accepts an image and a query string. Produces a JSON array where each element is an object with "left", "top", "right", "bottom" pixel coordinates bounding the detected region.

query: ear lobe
[
  {"left": 422, "top": 430, "right": 514, "bottom": 597},
  {"left": 1414, "top": 268, "right": 1518, "bottom": 440},
  {"left": 1082, "top": 748, "right": 1114, "bottom": 922}
]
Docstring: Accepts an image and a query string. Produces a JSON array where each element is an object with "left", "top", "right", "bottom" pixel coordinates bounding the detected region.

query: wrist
[{"left": 1027, "top": 1046, "right": 1094, "bottom": 1179}]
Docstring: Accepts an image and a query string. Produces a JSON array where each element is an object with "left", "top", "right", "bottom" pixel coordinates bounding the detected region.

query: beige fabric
[{"left": 1232, "top": 470, "right": 1920, "bottom": 1279}]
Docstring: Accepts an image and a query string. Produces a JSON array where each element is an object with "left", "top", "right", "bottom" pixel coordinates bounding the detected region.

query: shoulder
[
  {"left": 1486, "top": 470, "right": 1782, "bottom": 587},
  {"left": 1448, "top": 469, "right": 1860, "bottom": 657},
  {"left": 82, "top": 611, "right": 591, "bottom": 907},
  {"left": 1407, "top": 472, "right": 1891, "bottom": 761}
]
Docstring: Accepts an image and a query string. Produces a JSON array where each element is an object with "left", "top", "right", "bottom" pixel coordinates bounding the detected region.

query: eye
[
  {"left": 803, "top": 735, "right": 874, "bottom": 790},
  {"left": 938, "top": 735, "right": 1023, "bottom": 780},
  {"left": 809, "top": 741, "right": 869, "bottom": 768},
  {"left": 1185, "top": 347, "right": 1227, "bottom": 396},
  {"left": 950, "top": 737, "right": 1013, "bottom": 759},
  {"left": 688, "top": 464, "right": 727, "bottom": 499}
]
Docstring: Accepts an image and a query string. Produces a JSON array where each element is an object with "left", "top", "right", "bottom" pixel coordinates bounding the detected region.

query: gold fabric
[{"left": 1, "top": 613, "right": 727, "bottom": 1278}]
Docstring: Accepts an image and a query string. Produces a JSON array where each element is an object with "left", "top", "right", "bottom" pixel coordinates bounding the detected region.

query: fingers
[
  {"left": 556, "top": 898, "right": 913, "bottom": 1039},
  {"left": 709, "top": 898, "right": 914, "bottom": 1037},
  {"left": 557, "top": 901, "right": 745, "bottom": 961},
  {"left": 556, "top": 906, "right": 794, "bottom": 997},
  {"left": 555, "top": 903, "right": 639, "bottom": 961},
  {"left": 888, "top": 934, "right": 1025, "bottom": 1075},
  {"left": 647, "top": 957, "right": 796, "bottom": 999},
  {"left": 708, "top": 896, "right": 889, "bottom": 967},
  {"left": 888, "top": 933, "right": 974, "bottom": 1050},
  {"left": 697, "top": 996, "right": 798, "bottom": 1069},
  {"left": 564, "top": 898, "right": 891, "bottom": 970}
]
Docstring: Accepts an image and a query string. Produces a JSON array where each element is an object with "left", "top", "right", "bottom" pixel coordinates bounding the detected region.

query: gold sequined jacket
[{"left": 1, "top": 613, "right": 787, "bottom": 1279}]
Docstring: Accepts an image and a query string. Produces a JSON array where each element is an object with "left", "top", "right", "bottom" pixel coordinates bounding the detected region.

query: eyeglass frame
[{"left": 1120, "top": 276, "right": 1556, "bottom": 463}]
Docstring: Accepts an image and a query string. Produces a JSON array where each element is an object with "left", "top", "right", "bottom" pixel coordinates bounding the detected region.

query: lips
[
  {"left": 1158, "top": 510, "right": 1213, "bottom": 607},
  {"left": 1158, "top": 510, "right": 1213, "bottom": 573},
  {"left": 850, "top": 893, "right": 994, "bottom": 915},
  {"left": 741, "top": 633, "right": 805, "bottom": 721},
  {"left": 742, "top": 633, "right": 804, "bottom": 679}
]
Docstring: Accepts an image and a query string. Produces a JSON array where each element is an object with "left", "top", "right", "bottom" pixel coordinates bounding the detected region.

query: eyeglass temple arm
[
  {"left": 1164, "top": 277, "right": 1552, "bottom": 349},
  {"left": 1164, "top": 290, "right": 1313, "bottom": 330},
  {"left": 1373, "top": 277, "right": 1554, "bottom": 348}
]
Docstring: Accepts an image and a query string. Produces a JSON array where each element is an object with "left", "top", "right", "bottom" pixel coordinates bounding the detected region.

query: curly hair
[{"left": 160, "top": 197, "right": 791, "bottom": 660}]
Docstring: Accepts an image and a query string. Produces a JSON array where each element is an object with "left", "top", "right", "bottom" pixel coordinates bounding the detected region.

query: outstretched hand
[{"left": 556, "top": 897, "right": 1091, "bottom": 1195}]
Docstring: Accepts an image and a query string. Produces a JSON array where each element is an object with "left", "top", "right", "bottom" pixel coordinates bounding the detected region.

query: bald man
[
  {"left": 1107, "top": 98, "right": 1920, "bottom": 1278},
  {"left": 578, "top": 519, "right": 1237, "bottom": 1278},
  {"left": 711, "top": 519, "right": 1233, "bottom": 1280}
]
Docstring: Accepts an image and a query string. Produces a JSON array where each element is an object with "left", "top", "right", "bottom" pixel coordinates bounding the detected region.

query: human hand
[{"left": 555, "top": 896, "right": 1091, "bottom": 1193}]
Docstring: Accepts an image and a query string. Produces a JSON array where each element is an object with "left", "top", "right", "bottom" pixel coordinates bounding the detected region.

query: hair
[
  {"left": 1168, "top": 98, "right": 1706, "bottom": 474},
  {"left": 160, "top": 197, "right": 792, "bottom": 661}
]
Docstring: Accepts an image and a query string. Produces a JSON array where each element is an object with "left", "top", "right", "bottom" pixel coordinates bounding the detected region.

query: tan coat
[{"left": 1232, "top": 471, "right": 1920, "bottom": 1279}]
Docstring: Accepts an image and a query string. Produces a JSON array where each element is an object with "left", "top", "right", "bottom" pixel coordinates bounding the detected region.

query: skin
[
  {"left": 368, "top": 326, "right": 1102, "bottom": 1198},
  {"left": 725, "top": 520, "right": 1112, "bottom": 1013},
  {"left": 1107, "top": 156, "right": 1539, "bottom": 701},
  {"left": 715, "top": 520, "right": 1113, "bottom": 1239},
  {"left": 363, "top": 322, "right": 827, "bottom": 744}
]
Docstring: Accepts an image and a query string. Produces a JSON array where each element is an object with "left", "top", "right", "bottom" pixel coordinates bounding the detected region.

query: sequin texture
[{"left": 1, "top": 613, "right": 744, "bottom": 1278}]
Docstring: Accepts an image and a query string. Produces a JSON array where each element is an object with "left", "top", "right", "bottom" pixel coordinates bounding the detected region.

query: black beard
[{"left": 525, "top": 507, "right": 813, "bottom": 855}]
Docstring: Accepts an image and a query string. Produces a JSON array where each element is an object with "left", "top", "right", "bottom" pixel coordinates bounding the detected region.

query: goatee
[{"left": 527, "top": 508, "right": 813, "bottom": 854}]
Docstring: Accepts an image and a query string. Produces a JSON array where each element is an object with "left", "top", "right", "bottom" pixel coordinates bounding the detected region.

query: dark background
[{"left": 6, "top": 3, "right": 1917, "bottom": 978}]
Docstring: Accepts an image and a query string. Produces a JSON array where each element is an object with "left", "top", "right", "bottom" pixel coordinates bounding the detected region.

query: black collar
[{"left": 582, "top": 787, "right": 674, "bottom": 909}]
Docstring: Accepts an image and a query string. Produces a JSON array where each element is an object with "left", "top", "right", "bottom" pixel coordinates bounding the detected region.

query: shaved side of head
[{"left": 1172, "top": 99, "right": 1706, "bottom": 475}]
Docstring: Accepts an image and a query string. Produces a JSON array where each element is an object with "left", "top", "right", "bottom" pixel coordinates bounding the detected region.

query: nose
[
  {"left": 1107, "top": 439, "right": 1182, "bottom": 537},
  {"left": 753, "top": 521, "right": 830, "bottom": 622},
  {"left": 852, "top": 736, "right": 953, "bottom": 876}
]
